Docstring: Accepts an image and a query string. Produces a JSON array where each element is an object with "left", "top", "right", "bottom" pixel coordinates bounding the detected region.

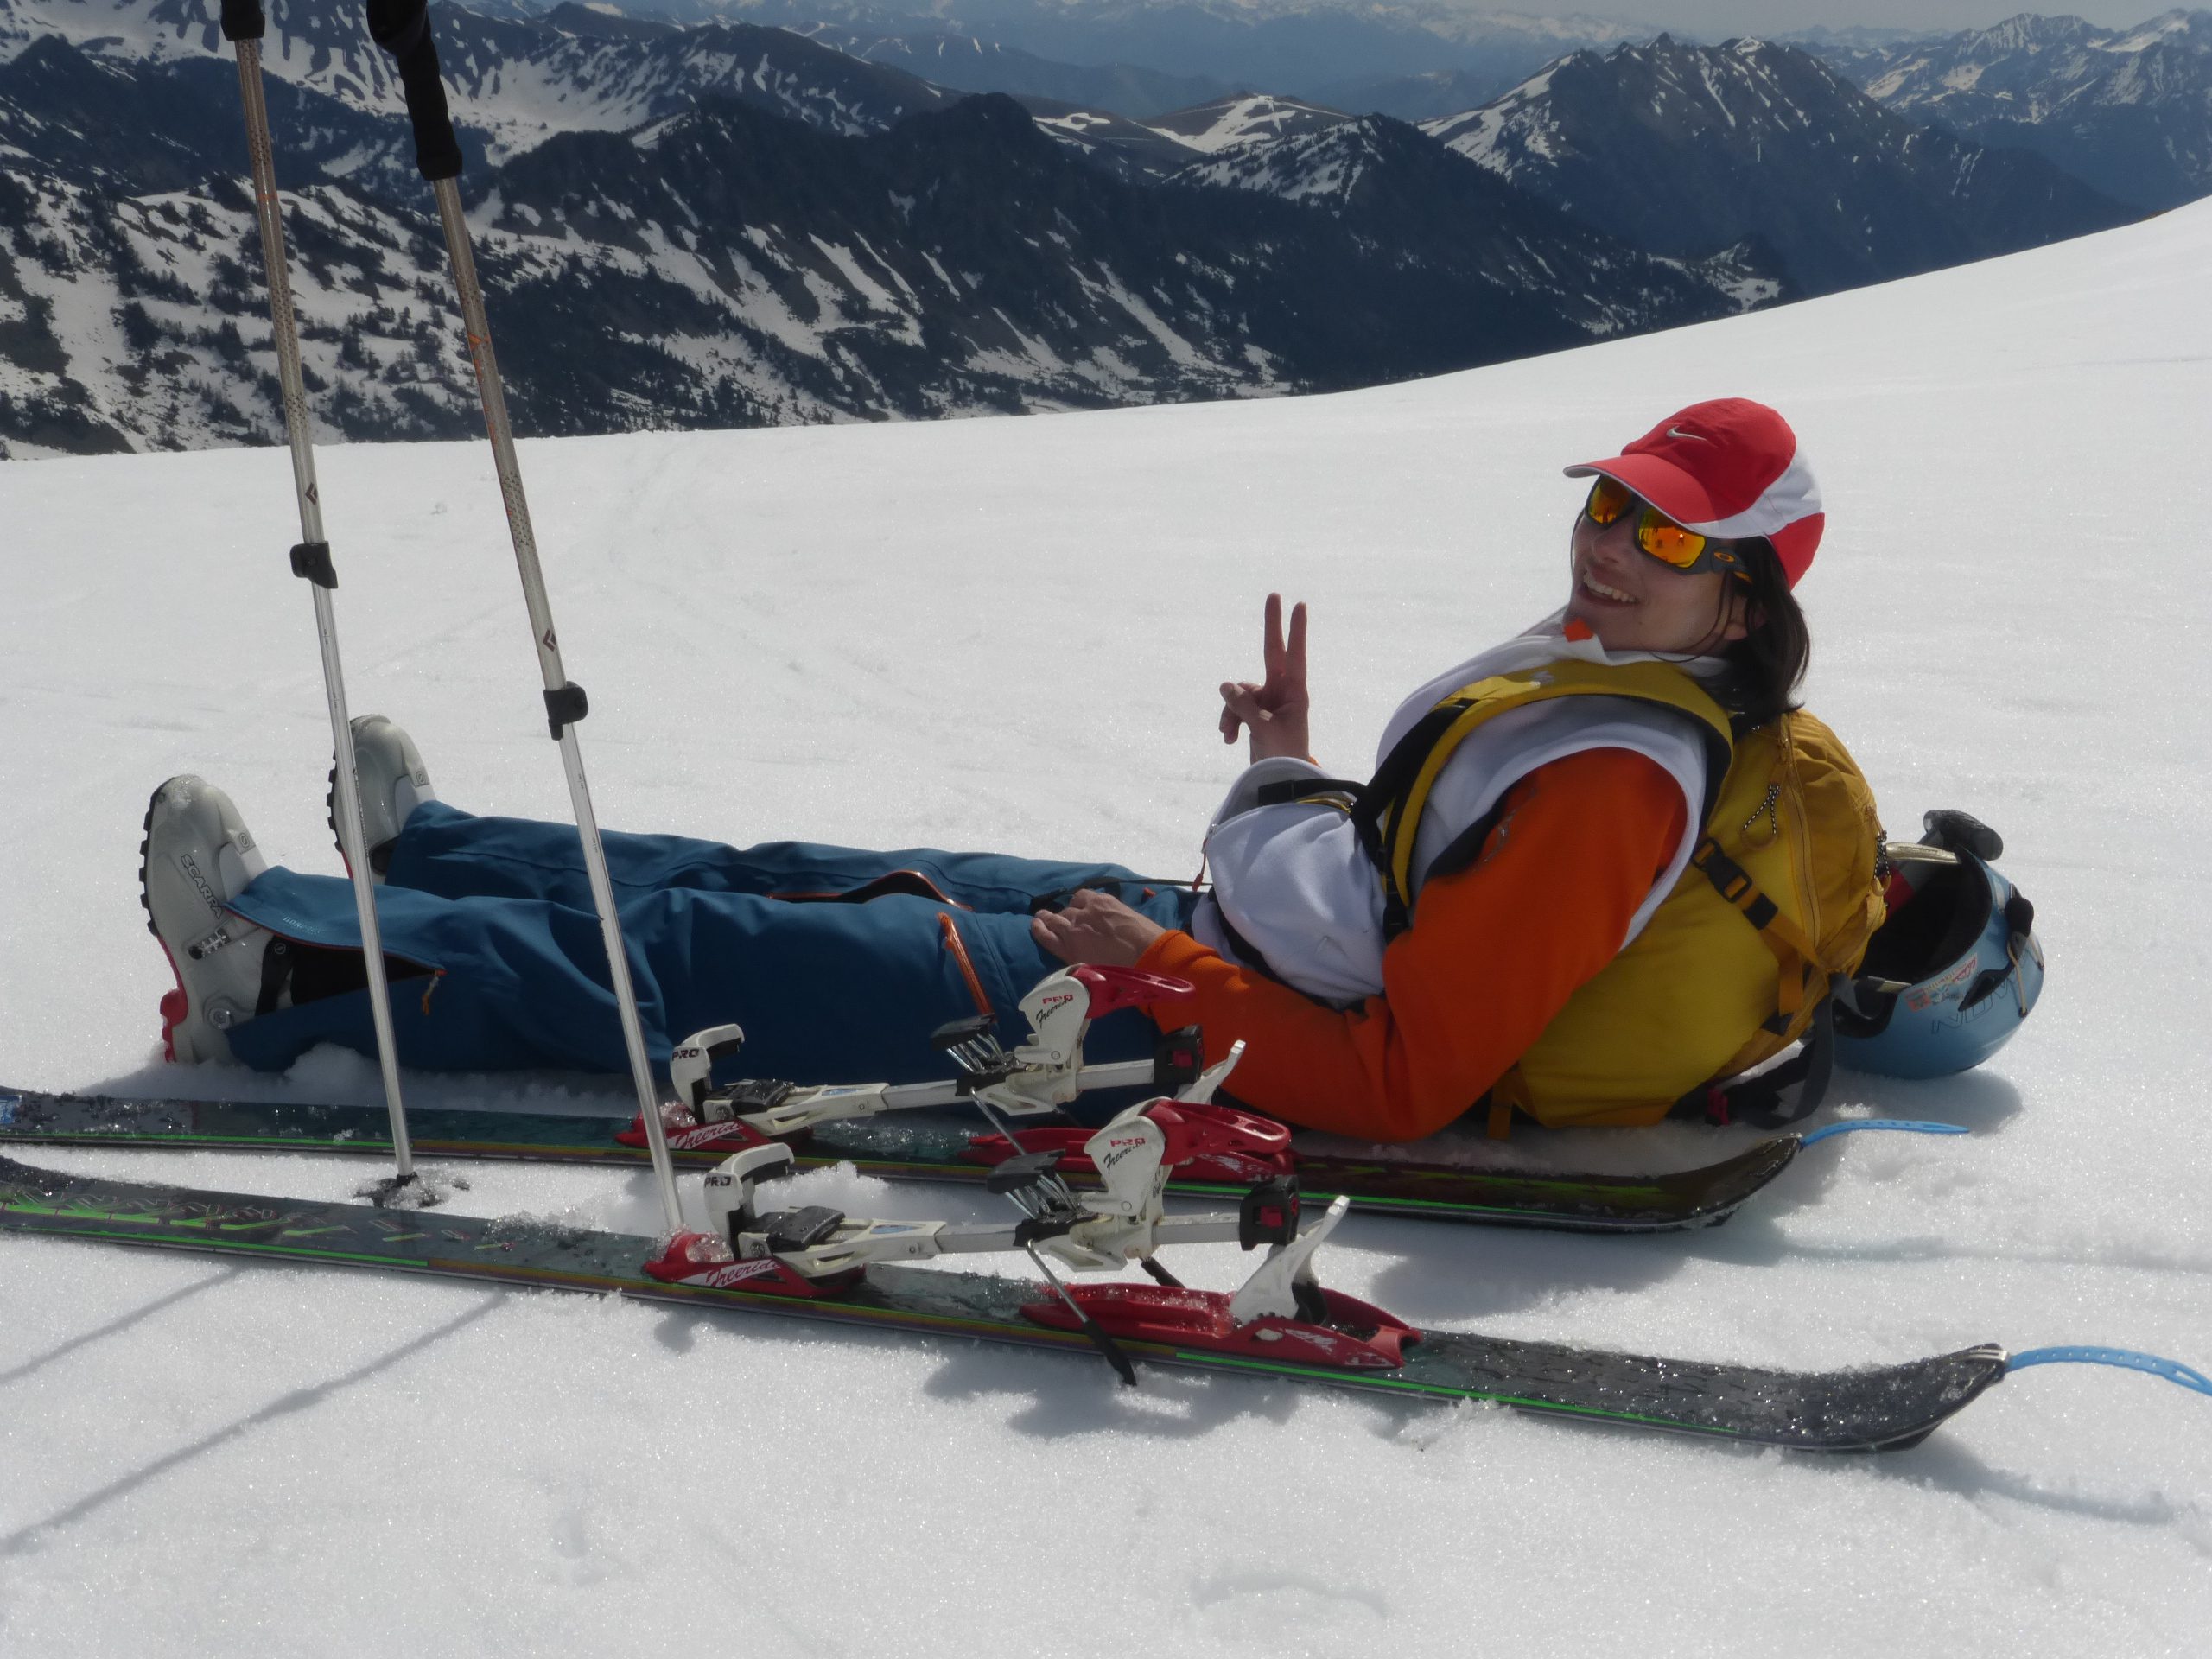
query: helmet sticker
[{"left": 1905, "top": 957, "right": 1978, "bottom": 1013}]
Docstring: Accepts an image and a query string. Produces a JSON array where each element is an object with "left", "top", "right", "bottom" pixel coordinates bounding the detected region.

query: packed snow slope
[{"left": 3, "top": 200, "right": 2209, "bottom": 1656}]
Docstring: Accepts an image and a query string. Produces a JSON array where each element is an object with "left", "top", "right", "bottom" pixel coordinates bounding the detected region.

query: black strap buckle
[
  {"left": 289, "top": 541, "right": 337, "bottom": 589},
  {"left": 543, "top": 682, "right": 588, "bottom": 739}
]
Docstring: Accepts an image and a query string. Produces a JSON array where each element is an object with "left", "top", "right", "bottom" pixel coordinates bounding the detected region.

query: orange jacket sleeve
[{"left": 1135, "top": 746, "right": 1688, "bottom": 1141}]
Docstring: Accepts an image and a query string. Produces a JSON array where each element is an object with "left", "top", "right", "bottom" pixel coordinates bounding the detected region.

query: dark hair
[{"left": 1711, "top": 538, "right": 1810, "bottom": 733}]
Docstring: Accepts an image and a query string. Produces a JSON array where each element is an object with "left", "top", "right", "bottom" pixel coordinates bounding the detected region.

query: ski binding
[
  {"left": 622, "top": 963, "right": 1296, "bottom": 1186},
  {"left": 640, "top": 1086, "right": 1412, "bottom": 1377}
]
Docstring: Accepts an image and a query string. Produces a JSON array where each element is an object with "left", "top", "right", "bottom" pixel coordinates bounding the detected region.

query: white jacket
[{"left": 1193, "top": 611, "right": 1726, "bottom": 1005}]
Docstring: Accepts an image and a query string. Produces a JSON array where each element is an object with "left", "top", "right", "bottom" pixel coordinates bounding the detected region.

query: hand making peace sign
[{"left": 1217, "top": 592, "right": 1312, "bottom": 765}]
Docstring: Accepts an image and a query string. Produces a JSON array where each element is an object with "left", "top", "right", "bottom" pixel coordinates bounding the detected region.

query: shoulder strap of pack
[
  {"left": 1680, "top": 715, "right": 1877, "bottom": 1128},
  {"left": 1688, "top": 832, "right": 1829, "bottom": 1027},
  {"left": 1363, "top": 662, "right": 1733, "bottom": 935}
]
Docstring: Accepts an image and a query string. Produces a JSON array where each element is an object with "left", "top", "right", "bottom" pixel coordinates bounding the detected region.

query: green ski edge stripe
[
  {"left": 1168, "top": 1179, "right": 1683, "bottom": 1217},
  {"left": 6, "top": 1135, "right": 1703, "bottom": 1218},
  {"left": 7, "top": 1129, "right": 605, "bottom": 1157},
  {"left": 5, "top": 1223, "right": 461, "bottom": 1268},
  {"left": 0, "top": 1222, "right": 1087, "bottom": 1344}
]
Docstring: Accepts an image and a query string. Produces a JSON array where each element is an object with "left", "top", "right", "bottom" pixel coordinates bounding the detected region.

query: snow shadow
[
  {"left": 639, "top": 1300, "right": 1336, "bottom": 1441},
  {"left": 1830, "top": 1065, "right": 2026, "bottom": 1135},
  {"left": 1821, "top": 1436, "right": 2190, "bottom": 1526},
  {"left": 914, "top": 1341, "right": 1338, "bottom": 1441},
  {"left": 0, "top": 1267, "right": 241, "bottom": 1389},
  {"left": 1354, "top": 1214, "right": 1693, "bottom": 1324},
  {"left": 0, "top": 1294, "right": 504, "bottom": 1560},
  {"left": 1348, "top": 1067, "right": 2028, "bottom": 1319},
  {"left": 1699, "top": 1224, "right": 2212, "bottom": 1277}
]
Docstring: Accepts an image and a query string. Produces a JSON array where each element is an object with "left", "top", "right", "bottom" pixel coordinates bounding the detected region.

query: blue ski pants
[{"left": 223, "top": 801, "right": 1201, "bottom": 1085}]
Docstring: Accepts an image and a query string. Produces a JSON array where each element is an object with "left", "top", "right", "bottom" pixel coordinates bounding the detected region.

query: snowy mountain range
[
  {"left": 1026, "top": 89, "right": 1354, "bottom": 180},
  {"left": 0, "top": 9, "right": 1762, "bottom": 458},
  {"left": 0, "top": 0, "right": 2160, "bottom": 458},
  {"left": 639, "top": 0, "right": 1657, "bottom": 95},
  {"left": 743, "top": 4, "right": 2212, "bottom": 218},
  {"left": 1053, "top": 35, "right": 2137, "bottom": 300},
  {"left": 788, "top": 19, "right": 1224, "bottom": 118},
  {"left": 1424, "top": 35, "right": 2138, "bottom": 298},
  {"left": 0, "top": 0, "right": 956, "bottom": 171},
  {"left": 1816, "top": 10, "right": 2212, "bottom": 212},
  {"left": 616, "top": 0, "right": 2212, "bottom": 212}
]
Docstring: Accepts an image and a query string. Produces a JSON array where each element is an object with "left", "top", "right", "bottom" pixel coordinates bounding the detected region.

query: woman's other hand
[
  {"left": 1030, "top": 889, "right": 1166, "bottom": 969},
  {"left": 1217, "top": 592, "right": 1311, "bottom": 764}
]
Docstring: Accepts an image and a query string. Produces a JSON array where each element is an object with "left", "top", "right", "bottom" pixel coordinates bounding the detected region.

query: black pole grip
[
  {"left": 220, "top": 0, "right": 266, "bottom": 42},
  {"left": 365, "top": 0, "right": 464, "bottom": 181}
]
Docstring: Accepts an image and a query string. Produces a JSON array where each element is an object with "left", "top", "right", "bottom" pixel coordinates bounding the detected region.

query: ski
[
  {"left": 0, "top": 1082, "right": 1797, "bottom": 1233},
  {"left": 0, "top": 1150, "right": 2007, "bottom": 1452},
  {"left": 2, "top": 962, "right": 1823, "bottom": 1231}
]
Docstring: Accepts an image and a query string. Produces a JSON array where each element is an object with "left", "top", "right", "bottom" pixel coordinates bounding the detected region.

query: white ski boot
[
  {"left": 333, "top": 715, "right": 435, "bottom": 882},
  {"left": 140, "top": 775, "right": 278, "bottom": 1065}
]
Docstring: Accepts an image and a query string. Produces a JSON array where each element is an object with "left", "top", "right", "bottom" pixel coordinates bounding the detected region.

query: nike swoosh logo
[{"left": 1667, "top": 426, "right": 1709, "bottom": 442}]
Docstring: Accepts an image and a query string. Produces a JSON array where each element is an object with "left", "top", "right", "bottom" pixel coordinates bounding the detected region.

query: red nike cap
[{"left": 1565, "top": 397, "right": 1824, "bottom": 587}]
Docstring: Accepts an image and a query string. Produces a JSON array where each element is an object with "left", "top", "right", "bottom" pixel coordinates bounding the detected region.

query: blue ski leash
[
  {"left": 1801, "top": 1118, "right": 1972, "bottom": 1147},
  {"left": 2005, "top": 1347, "right": 2212, "bottom": 1396}
]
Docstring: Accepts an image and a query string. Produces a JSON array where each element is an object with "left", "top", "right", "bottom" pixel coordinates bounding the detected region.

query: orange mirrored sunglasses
[{"left": 1584, "top": 477, "right": 1741, "bottom": 575}]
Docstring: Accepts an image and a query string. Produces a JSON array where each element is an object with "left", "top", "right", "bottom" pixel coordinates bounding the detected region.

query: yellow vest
[{"left": 1357, "top": 661, "right": 1886, "bottom": 1130}]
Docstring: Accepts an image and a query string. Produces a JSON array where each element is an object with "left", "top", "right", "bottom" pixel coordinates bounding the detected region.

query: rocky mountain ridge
[
  {"left": 0, "top": 20, "right": 1758, "bottom": 458},
  {"left": 643, "top": 0, "right": 1653, "bottom": 97},
  {"left": 1422, "top": 34, "right": 2139, "bottom": 297},
  {"left": 0, "top": 2, "right": 2162, "bottom": 459},
  {"left": 1815, "top": 9, "right": 2212, "bottom": 210},
  {"left": 0, "top": 0, "right": 957, "bottom": 168}
]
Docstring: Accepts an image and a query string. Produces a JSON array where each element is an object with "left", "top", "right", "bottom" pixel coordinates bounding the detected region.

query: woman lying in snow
[{"left": 138, "top": 398, "right": 2036, "bottom": 1139}]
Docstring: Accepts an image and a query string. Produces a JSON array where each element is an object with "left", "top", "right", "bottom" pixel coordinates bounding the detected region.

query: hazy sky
[{"left": 1572, "top": 1, "right": 2180, "bottom": 35}]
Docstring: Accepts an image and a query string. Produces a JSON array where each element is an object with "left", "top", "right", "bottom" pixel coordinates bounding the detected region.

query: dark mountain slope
[
  {"left": 1825, "top": 11, "right": 2212, "bottom": 211},
  {"left": 1427, "top": 35, "right": 2141, "bottom": 297}
]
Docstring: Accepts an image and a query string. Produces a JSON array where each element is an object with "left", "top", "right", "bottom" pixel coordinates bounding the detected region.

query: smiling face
[{"left": 1566, "top": 490, "right": 1750, "bottom": 655}]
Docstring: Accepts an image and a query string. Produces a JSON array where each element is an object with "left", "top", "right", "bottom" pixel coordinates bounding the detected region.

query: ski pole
[
  {"left": 365, "top": 0, "right": 683, "bottom": 1235},
  {"left": 218, "top": 0, "right": 421, "bottom": 1203}
]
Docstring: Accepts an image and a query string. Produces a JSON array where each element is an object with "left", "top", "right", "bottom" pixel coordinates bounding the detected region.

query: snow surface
[{"left": 3, "top": 200, "right": 2211, "bottom": 1655}]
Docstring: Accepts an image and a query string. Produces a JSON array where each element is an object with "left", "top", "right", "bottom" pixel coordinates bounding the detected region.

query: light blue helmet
[{"left": 1834, "top": 810, "right": 2044, "bottom": 1080}]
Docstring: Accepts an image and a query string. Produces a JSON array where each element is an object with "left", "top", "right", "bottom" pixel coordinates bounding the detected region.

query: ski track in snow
[{"left": 1, "top": 201, "right": 2210, "bottom": 1656}]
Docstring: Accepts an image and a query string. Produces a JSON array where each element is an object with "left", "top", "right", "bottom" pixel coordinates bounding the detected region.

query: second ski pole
[{"left": 365, "top": 0, "right": 683, "bottom": 1234}]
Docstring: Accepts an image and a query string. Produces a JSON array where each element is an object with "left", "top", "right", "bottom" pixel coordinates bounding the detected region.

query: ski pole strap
[
  {"left": 220, "top": 0, "right": 266, "bottom": 41},
  {"left": 366, "top": 0, "right": 465, "bottom": 181},
  {"left": 2005, "top": 1347, "right": 2212, "bottom": 1399}
]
